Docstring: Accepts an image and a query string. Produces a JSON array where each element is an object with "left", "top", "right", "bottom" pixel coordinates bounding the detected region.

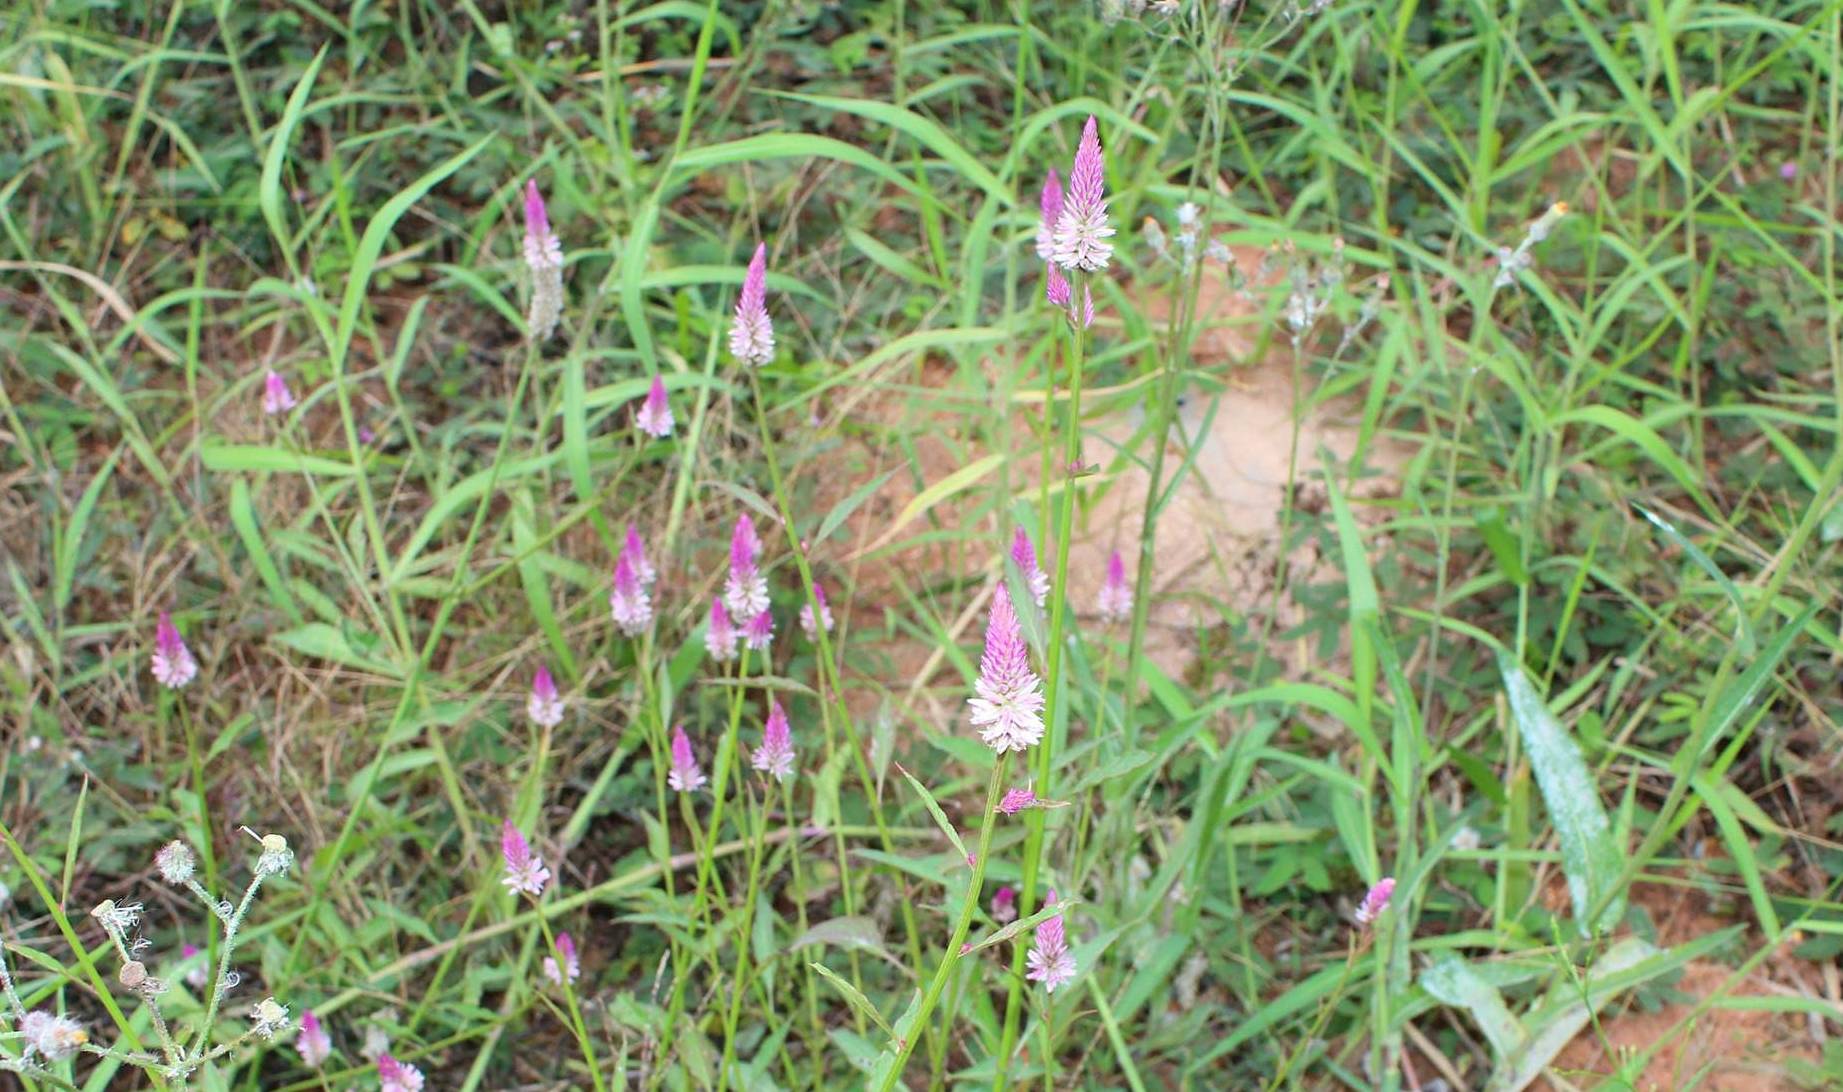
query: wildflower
[
  {"left": 723, "top": 514, "right": 770, "bottom": 622},
  {"left": 1354, "top": 876, "right": 1395, "bottom": 926},
  {"left": 1081, "top": 286, "right": 1095, "bottom": 330},
  {"left": 668, "top": 726, "right": 706, "bottom": 792},
  {"left": 181, "top": 943, "right": 207, "bottom": 988},
  {"left": 998, "top": 787, "right": 1037, "bottom": 815},
  {"left": 1045, "top": 263, "right": 1071, "bottom": 309},
  {"left": 967, "top": 585, "right": 1045, "bottom": 753},
  {"left": 151, "top": 611, "right": 198, "bottom": 688},
  {"left": 21, "top": 1010, "right": 87, "bottom": 1060},
  {"left": 500, "top": 821, "right": 550, "bottom": 897},
  {"left": 262, "top": 370, "right": 296, "bottom": 415},
  {"left": 798, "top": 582, "right": 834, "bottom": 640},
  {"left": 608, "top": 550, "right": 653, "bottom": 636},
  {"left": 1011, "top": 528, "right": 1050, "bottom": 607},
  {"left": 1035, "top": 168, "right": 1064, "bottom": 263},
  {"left": 527, "top": 664, "right": 564, "bottom": 728},
  {"left": 705, "top": 597, "right": 739, "bottom": 662},
  {"left": 624, "top": 524, "right": 657, "bottom": 587},
  {"left": 729, "top": 242, "right": 775, "bottom": 365},
  {"left": 251, "top": 997, "right": 290, "bottom": 1040},
  {"left": 1025, "top": 890, "right": 1076, "bottom": 992},
  {"left": 155, "top": 840, "right": 196, "bottom": 885},
  {"left": 1098, "top": 549, "right": 1132, "bottom": 623},
  {"left": 523, "top": 180, "right": 565, "bottom": 341},
  {"left": 1780, "top": 161, "right": 1799, "bottom": 181},
  {"left": 991, "top": 885, "right": 1017, "bottom": 924},
  {"left": 1049, "top": 116, "right": 1114, "bottom": 271},
  {"left": 752, "top": 700, "right": 795, "bottom": 780},
  {"left": 636, "top": 375, "right": 674, "bottom": 438},
  {"left": 251, "top": 831, "right": 294, "bottom": 877},
  {"left": 378, "top": 1052, "right": 426, "bottom": 1092},
  {"left": 296, "top": 1010, "right": 331, "bottom": 1066},
  {"left": 744, "top": 608, "right": 774, "bottom": 653},
  {"left": 543, "top": 932, "right": 581, "bottom": 986}
]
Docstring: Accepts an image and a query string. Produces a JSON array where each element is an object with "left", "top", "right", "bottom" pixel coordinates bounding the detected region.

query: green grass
[{"left": 2, "top": 0, "right": 1842, "bottom": 1088}]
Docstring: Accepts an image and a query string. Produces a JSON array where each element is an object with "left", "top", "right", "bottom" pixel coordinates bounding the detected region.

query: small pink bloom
[
  {"left": 724, "top": 514, "right": 770, "bottom": 622},
  {"left": 1045, "top": 263, "right": 1071, "bottom": 308},
  {"left": 527, "top": 664, "right": 564, "bottom": 727},
  {"left": 378, "top": 1052, "right": 425, "bottom": 1092},
  {"left": 151, "top": 611, "right": 198, "bottom": 688},
  {"left": 262, "top": 370, "right": 296, "bottom": 415},
  {"left": 1035, "top": 168, "right": 1064, "bottom": 263},
  {"left": 1024, "top": 889, "right": 1076, "bottom": 992},
  {"left": 744, "top": 608, "right": 774, "bottom": 652},
  {"left": 543, "top": 931, "right": 581, "bottom": 985},
  {"left": 522, "top": 180, "right": 561, "bottom": 272},
  {"left": 998, "top": 787, "right": 1038, "bottom": 815},
  {"left": 705, "top": 597, "right": 739, "bottom": 662},
  {"left": 1780, "top": 160, "right": 1798, "bottom": 181},
  {"left": 624, "top": 524, "right": 657, "bottom": 587},
  {"left": 296, "top": 1010, "right": 331, "bottom": 1067},
  {"left": 967, "top": 586, "right": 1044, "bottom": 753},
  {"left": 1010, "top": 528, "right": 1050, "bottom": 607},
  {"left": 608, "top": 551, "right": 652, "bottom": 635},
  {"left": 1098, "top": 549, "right": 1132, "bottom": 623},
  {"left": 668, "top": 726, "right": 706, "bottom": 792},
  {"left": 729, "top": 242, "right": 775, "bottom": 365},
  {"left": 991, "top": 885, "right": 1017, "bottom": 924},
  {"left": 751, "top": 700, "right": 795, "bottom": 780},
  {"left": 500, "top": 820, "right": 551, "bottom": 897},
  {"left": 1355, "top": 876, "right": 1395, "bottom": 926},
  {"left": 636, "top": 375, "right": 674, "bottom": 438},
  {"left": 1049, "top": 116, "right": 1114, "bottom": 272},
  {"left": 798, "top": 582, "right": 833, "bottom": 640}
]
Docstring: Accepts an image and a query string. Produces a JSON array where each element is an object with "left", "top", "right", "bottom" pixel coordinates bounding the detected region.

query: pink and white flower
[
  {"left": 296, "top": 1010, "right": 331, "bottom": 1067},
  {"left": 967, "top": 586, "right": 1044, "bottom": 753},
  {"left": 723, "top": 514, "right": 770, "bottom": 622},
  {"left": 378, "top": 1052, "right": 425, "bottom": 1092},
  {"left": 635, "top": 375, "right": 674, "bottom": 438},
  {"left": 751, "top": 700, "right": 795, "bottom": 780},
  {"left": 151, "top": 611, "right": 198, "bottom": 689},
  {"left": 798, "top": 581, "right": 834, "bottom": 640},
  {"left": 522, "top": 180, "right": 565, "bottom": 341},
  {"left": 608, "top": 550, "right": 652, "bottom": 636},
  {"left": 668, "top": 726, "right": 707, "bottom": 792},
  {"left": 1049, "top": 116, "right": 1114, "bottom": 272},
  {"left": 1036, "top": 168, "right": 1064, "bottom": 263},
  {"left": 1024, "top": 890, "right": 1076, "bottom": 993},
  {"left": 1098, "top": 549, "right": 1132, "bottom": 623},
  {"left": 527, "top": 664, "right": 564, "bottom": 727},
  {"left": 500, "top": 821, "right": 550, "bottom": 897},
  {"left": 543, "top": 931, "right": 581, "bottom": 985},
  {"left": 705, "top": 597, "right": 739, "bottom": 662},
  {"left": 1355, "top": 876, "right": 1395, "bottom": 927},
  {"left": 729, "top": 243, "right": 775, "bottom": 365},
  {"left": 262, "top": 370, "right": 296, "bottom": 415},
  {"left": 743, "top": 608, "right": 774, "bottom": 653},
  {"left": 1010, "top": 528, "right": 1050, "bottom": 607}
]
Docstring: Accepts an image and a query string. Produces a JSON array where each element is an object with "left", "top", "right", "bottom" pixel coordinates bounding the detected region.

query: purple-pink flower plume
[
  {"left": 668, "top": 725, "right": 707, "bottom": 792},
  {"left": 798, "top": 581, "right": 834, "bottom": 639},
  {"left": 751, "top": 700, "right": 795, "bottom": 780},
  {"left": 262, "top": 370, "right": 296, "bottom": 416},
  {"left": 543, "top": 931, "right": 581, "bottom": 985},
  {"left": 1355, "top": 876, "right": 1395, "bottom": 926},
  {"left": 522, "top": 180, "right": 565, "bottom": 341},
  {"left": 608, "top": 550, "right": 652, "bottom": 635},
  {"left": 152, "top": 611, "right": 198, "bottom": 689},
  {"left": 729, "top": 242, "right": 775, "bottom": 365},
  {"left": 1011, "top": 528, "right": 1050, "bottom": 607},
  {"left": 1036, "top": 168, "right": 1064, "bottom": 263},
  {"left": 527, "top": 664, "right": 564, "bottom": 727},
  {"left": 1049, "top": 116, "right": 1114, "bottom": 271},
  {"left": 705, "top": 596, "right": 739, "bottom": 662},
  {"left": 998, "top": 787, "right": 1038, "bottom": 815},
  {"left": 636, "top": 374, "right": 674, "bottom": 438},
  {"left": 724, "top": 514, "right": 769, "bottom": 622},
  {"left": 991, "top": 885, "right": 1018, "bottom": 924},
  {"left": 296, "top": 1010, "right": 331, "bottom": 1067},
  {"left": 1045, "top": 263, "right": 1071, "bottom": 309},
  {"left": 378, "top": 1052, "right": 425, "bottom": 1092},
  {"left": 624, "top": 524, "right": 657, "bottom": 587},
  {"left": 500, "top": 820, "right": 550, "bottom": 897},
  {"left": 1025, "top": 889, "right": 1076, "bottom": 992},
  {"left": 967, "top": 585, "right": 1045, "bottom": 753},
  {"left": 744, "top": 608, "right": 774, "bottom": 652},
  {"left": 1098, "top": 549, "right": 1132, "bottom": 623}
]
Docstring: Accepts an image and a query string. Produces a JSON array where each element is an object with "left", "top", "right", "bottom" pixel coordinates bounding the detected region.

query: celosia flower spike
[
  {"left": 543, "top": 931, "right": 581, "bottom": 985},
  {"left": 1035, "top": 168, "right": 1064, "bottom": 263},
  {"left": 729, "top": 242, "right": 775, "bottom": 365},
  {"left": 636, "top": 374, "right": 674, "bottom": 438},
  {"left": 724, "top": 514, "right": 770, "bottom": 623},
  {"left": 744, "top": 608, "right": 774, "bottom": 653},
  {"left": 1024, "top": 889, "right": 1077, "bottom": 992},
  {"left": 625, "top": 524, "right": 657, "bottom": 587},
  {"left": 522, "top": 180, "right": 565, "bottom": 341},
  {"left": 262, "top": 369, "right": 296, "bottom": 415},
  {"left": 1355, "top": 876, "right": 1395, "bottom": 926},
  {"left": 1098, "top": 549, "right": 1132, "bottom": 623},
  {"left": 499, "top": 820, "right": 551, "bottom": 897},
  {"left": 752, "top": 700, "right": 795, "bottom": 780},
  {"left": 1010, "top": 528, "right": 1050, "bottom": 607},
  {"left": 152, "top": 611, "right": 198, "bottom": 689},
  {"left": 296, "top": 1010, "right": 331, "bottom": 1067},
  {"left": 1045, "top": 263, "right": 1071, "bottom": 309},
  {"left": 705, "top": 597, "right": 739, "bottom": 662},
  {"left": 798, "top": 581, "right": 834, "bottom": 639},
  {"left": 991, "top": 885, "right": 1018, "bottom": 924},
  {"left": 998, "top": 787, "right": 1038, "bottom": 815},
  {"left": 527, "top": 664, "right": 564, "bottom": 727},
  {"left": 966, "top": 585, "right": 1045, "bottom": 753},
  {"left": 378, "top": 1052, "right": 426, "bottom": 1092},
  {"left": 668, "top": 726, "right": 707, "bottom": 792},
  {"left": 1050, "top": 116, "right": 1115, "bottom": 272},
  {"left": 608, "top": 550, "right": 653, "bottom": 635}
]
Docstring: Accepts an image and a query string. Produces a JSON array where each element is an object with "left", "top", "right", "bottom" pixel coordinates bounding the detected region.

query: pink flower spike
[
  {"left": 751, "top": 700, "right": 795, "bottom": 780},
  {"left": 262, "top": 369, "right": 296, "bottom": 415},
  {"left": 1044, "top": 263, "right": 1071, "bottom": 308},
  {"left": 527, "top": 664, "right": 564, "bottom": 727},
  {"left": 967, "top": 585, "right": 1045, "bottom": 753},
  {"left": 378, "top": 1052, "right": 425, "bottom": 1092},
  {"left": 705, "top": 597, "right": 739, "bottom": 662},
  {"left": 668, "top": 725, "right": 707, "bottom": 792},
  {"left": 636, "top": 375, "right": 674, "bottom": 438},
  {"left": 499, "top": 820, "right": 551, "bottom": 897},
  {"left": 798, "top": 582, "right": 834, "bottom": 640},
  {"left": 991, "top": 885, "right": 1018, "bottom": 924},
  {"left": 624, "top": 524, "right": 657, "bottom": 587},
  {"left": 998, "top": 787, "right": 1038, "bottom": 815},
  {"left": 296, "top": 1010, "right": 331, "bottom": 1067},
  {"left": 1036, "top": 168, "right": 1064, "bottom": 263},
  {"left": 724, "top": 515, "right": 770, "bottom": 623},
  {"left": 1025, "top": 889, "right": 1076, "bottom": 992},
  {"left": 729, "top": 242, "right": 775, "bottom": 365},
  {"left": 151, "top": 611, "right": 198, "bottom": 689},
  {"left": 523, "top": 180, "right": 551, "bottom": 247},
  {"left": 1355, "top": 876, "right": 1395, "bottom": 927},
  {"left": 608, "top": 550, "right": 653, "bottom": 636},
  {"left": 543, "top": 931, "right": 581, "bottom": 985},
  {"left": 522, "top": 180, "right": 565, "bottom": 341},
  {"left": 744, "top": 608, "right": 774, "bottom": 652},
  {"left": 1098, "top": 549, "right": 1132, "bottom": 623},
  {"left": 1050, "top": 115, "right": 1115, "bottom": 272},
  {"left": 1010, "top": 528, "right": 1050, "bottom": 607}
]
